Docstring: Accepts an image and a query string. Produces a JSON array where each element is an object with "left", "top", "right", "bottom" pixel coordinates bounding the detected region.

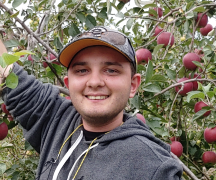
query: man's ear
[
  {"left": 129, "top": 73, "right": 141, "bottom": 98},
  {"left": 64, "top": 76, "right": 69, "bottom": 89}
]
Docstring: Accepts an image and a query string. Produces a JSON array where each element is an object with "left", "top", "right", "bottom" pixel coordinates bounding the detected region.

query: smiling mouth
[{"left": 86, "top": 96, "right": 109, "bottom": 100}]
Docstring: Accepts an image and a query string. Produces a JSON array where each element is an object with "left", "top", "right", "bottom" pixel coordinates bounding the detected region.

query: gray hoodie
[{"left": 3, "top": 63, "right": 183, "bottom": 180}]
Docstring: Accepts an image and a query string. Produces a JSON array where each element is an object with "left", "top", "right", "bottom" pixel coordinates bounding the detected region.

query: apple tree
[{"left": 0, "top": 0, "right": 216, "bottom": 179}]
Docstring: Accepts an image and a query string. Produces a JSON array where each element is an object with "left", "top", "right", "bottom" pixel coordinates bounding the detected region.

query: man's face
[{"left": 64, "top": 46, "right": 140, "bottom": 129}]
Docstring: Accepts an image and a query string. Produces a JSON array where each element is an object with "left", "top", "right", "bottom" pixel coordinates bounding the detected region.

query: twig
[
  {"left": 171, "top": 152, "right": 200, "bottom": 180},
  {"left": 38, "top": 0, "right": 83, "bottom": 36},
  {"left": 182, "top": 153, "right": 210, "bottom": 180},
  {"left": 145, "top": 78, "right": 216, "bottom": 102}
]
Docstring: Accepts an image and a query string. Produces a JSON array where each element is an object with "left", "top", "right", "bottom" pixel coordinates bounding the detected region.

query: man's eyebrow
[
  {"left": 71, "top": 62, "right": 87, "bottom": 68},
  {"left": 104, "top": 62, "right": 123, "bottom": 67}
]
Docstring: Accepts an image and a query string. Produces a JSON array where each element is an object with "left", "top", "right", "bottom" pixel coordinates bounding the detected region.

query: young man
[{"left": 1, "top": 26, "right": 183, "bottom": 179}]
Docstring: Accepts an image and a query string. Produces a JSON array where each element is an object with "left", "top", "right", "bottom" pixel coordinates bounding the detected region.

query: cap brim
[{"left": 58, "top": 38, "right": 131, "bottom": 68}]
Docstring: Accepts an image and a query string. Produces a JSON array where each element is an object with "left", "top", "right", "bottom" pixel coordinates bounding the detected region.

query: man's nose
[{"left": 86, "top": 72, "right": 105, "bottom": 88}]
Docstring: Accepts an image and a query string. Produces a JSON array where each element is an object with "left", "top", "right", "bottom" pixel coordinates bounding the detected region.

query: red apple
[
  {"left": 28, "top": 55, "right": 33, "bottom": 62},
  {"left": 170, "top": 136, "right": 180, "bottom": 141},
  {"left": 175, "top": 78, "right": 193, "bottom": 96},
  {"left": 7, "top": 115, "right": 13, "bottom": 121},
  {"left": 153, "top": 26, "right": 163, "bottom": 36},
  {"left": 65, "top": 96, "right": 71, "bottom": 100},
  {"left": 189, "top": 73, "right": 202, "bottom": 90},
  {"left": 202, "top": 151, "right": 216, "bottom": 165},
  {"left": 170, "top": 141, "right": 183, "bottom": 158},
  {"left": 136, "top": 113, "right": 146, "bottom": 123},
  {"left": 200, "top": 24, "right": 213, "bottom": 36},
  {"left": 194, "top": 101, "right": 211, "bottom": 117},
  {"left": 194, "top": 49, "right": 204, "bottom": 58},
  {"left": 43, "top": 62, "right": 48, "bottom": 68},
  {"left": 196, "top": 13, "right": 208, "bottom": 27},
  {"left": 183, "top": 53, "right": 201, "bottom": 70},
  {"left": 1, "top": 103, "right": 10, "bottom": 115},
  {"left": 204, "top": 126, "right": 216, "bottom": 143},
  {"left": 0, "top": 122, "right": 8, "bottom": 140},
  {"left": 157, "top": 32, "right": 175, "bottom": 47},
  {"left": 135, "top": 48, "right": 152, "bottom": 64},
  {"left": 150, "top": 7, "right": 163, "bottom": 18}
]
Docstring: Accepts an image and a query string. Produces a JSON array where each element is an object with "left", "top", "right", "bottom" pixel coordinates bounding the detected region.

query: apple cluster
[{"left": 0, "top": 103, "right": 13, "bottom": 141}]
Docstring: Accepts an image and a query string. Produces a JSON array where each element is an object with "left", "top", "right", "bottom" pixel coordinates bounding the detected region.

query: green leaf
[
  {"left": 186, "top": 91, "right": 205, "bottom": 102},
  {"left": 145, "top": 60, "right": 153, "bottom": 83},
  {"left": 54, "top": 37, "right": 63, "bottom": 50},
  {"left": 148, "top": 9, "right": 157, "bottom": 16},
  {"left": 12, "top": 0, "right": 25, "bottom": 8},
  {"left": 76, "top": 12, "right": 86, "bottom": 23},
  {"left": 206, "top": 91, "right": 215, "bottom": 99},
  {"left": 117, "top": 1, "right": 125, "bottom": 11},
  {"left": 153, "top": 44, "right": 164, "bottom": 57},
  {"left": 143, "top": 3, "right": 157, "bottom": 8},
  {"left": 11, "top": 11, "right": 19, "bottom": 18},
  {"left": 150, "top": 74, "right": 167, "bottom": 82},
  {"left": 68, "top": 23, "right": 80, "bottom": 37},
  {"left": 4, "top": 40, "right": 19, "bottom": 48},
  {"left": 0, "top": 56, "right": 7, "bottom": 68},
  {"left": 186, "top": 11, "right": 194, "bottom": 19},
  {"left": 2, "top": 53, "right": 19, "bottom": 65},
  {"left": 0, "top": 142, "right": 14, "bottom": 149},
  {"left": 192, "top": 109, "right": 209, "bottom": 121},
  {"left": 192, "top": 61, "right": 202, "bottom": 67},
  {"left": 6, "top": 72, "right": 18, "bottom": 89},
  {"left": 202, "top": 83, "right": 211, "bottom": 94},
  {"left": 167, "top": 69, "right": 176, "bottom": 80},
  {"left": 107, "top": 0, "right": 111, "bottom": 14},
  {"left": 85, "top": 15, "right": 96, "bottom": 29},
  {"left": 98, "top": 7, "right": 108, "bottom": 19},
  {"left": 13, "top": 50, "right": 35, "bottom": 57},
  {"left": 194, "top": 7, "right": 205, "bottom": 12},
  {"left": 115, "top": 12, "right": 124, "bottom": 18},
  {"left": 130, "top": 95, "right": 140, "bottom": 109},
  {"left": 143, "top": 84, "right": 161, "bottom": 93},
  {"left": 0, "top": 163, "right": 6, "bottom": 175},
  {"left": 126, "top": 18, "right": 134, "bottom": 30}
]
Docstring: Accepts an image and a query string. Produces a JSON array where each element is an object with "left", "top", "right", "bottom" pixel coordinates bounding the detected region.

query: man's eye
[
  {"left": 76, "top": 69, "right": 88, "bottom": 73},
  {"left": 105, "top": 69, "right": 117, "bottom": 73}
]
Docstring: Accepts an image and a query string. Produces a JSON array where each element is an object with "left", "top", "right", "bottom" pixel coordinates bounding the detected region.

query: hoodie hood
[{"left": 96, "top": 113, "right": 170, "bottom": 152}]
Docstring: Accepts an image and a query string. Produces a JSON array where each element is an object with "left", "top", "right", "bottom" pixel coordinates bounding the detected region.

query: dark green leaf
[
  {"left": 12, "top": 0, "right": 25, "bottom": 8},
  {"left": 0, "top": 163, "right": 6, "bottom": 175},
  {"left": 76, "top": 12, "right": 86, "bottom": 23},
  {"left": 186, "top": 11, "right": 194, "bottom": 19},
  {"left": 4, "top": 40, "right": 19, "bottom": 48},
  {"left": 53, "top": 37, "right": 63, "bottom": 51},
  {"left": 167, "top": 69, "right": 176, "bottom": 80},
  {"left": 150, "top": 74, "right": 167, "bottom": 82},
  {"left": 68, "top": 23, "right": 80, "bottom": 37},
  {"left": 194, "top": 7, "right": 205, "bottom": 12},
  {"left": 145, "top": 60, "right": 153, "bottom": 83},
  {"left": 192, "top": 109, "right": 209, "bottom": 121},
  {"left": 186, "top": 91, "right": 205, "bottom": 102},
  {"left": 85, "top": 15, "right": 96, "bottom": 29},
  {"left": 98, "top": 7, "right": 108, "bottom": 19},
  {"left": 126, "top": 18, "right": 134, "bottom": 30},
  {"left": 143, "top": 84, "right": 161, "bottom": 93},
  {"left": 153, "top": 44, "right": 164, "bottom": 57},
  {"left": 117, "top": 2, "right": 125, "bottom": 11}
]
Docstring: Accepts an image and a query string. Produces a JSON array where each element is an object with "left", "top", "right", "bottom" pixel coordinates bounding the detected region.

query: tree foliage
[{"left": 0, "top": 0, "right": 216, "bottom": 179}]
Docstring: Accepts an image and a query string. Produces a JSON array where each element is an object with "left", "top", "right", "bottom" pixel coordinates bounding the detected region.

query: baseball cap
[{"left": 58, "top": 26, "right": 137, "bottom": 72}]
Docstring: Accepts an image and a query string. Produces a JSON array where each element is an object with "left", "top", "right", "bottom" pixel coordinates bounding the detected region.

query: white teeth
[{"left": 87, "top": 96, "right": 108, "bottom": 100}]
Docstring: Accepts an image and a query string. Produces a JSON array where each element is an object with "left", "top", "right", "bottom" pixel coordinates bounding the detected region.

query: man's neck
[{"left": 82, "top": 113, "right": 124, "bottom": 132}]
